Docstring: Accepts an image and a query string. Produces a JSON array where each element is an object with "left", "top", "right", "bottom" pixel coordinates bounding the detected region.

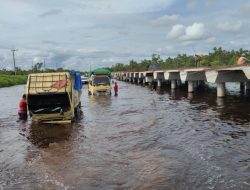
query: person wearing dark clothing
[
  {"left": 194, "top": 54, "right": 202, "bottom": 67},
  {"left": 18, "top": 94, "right": 28, "bottom": 121},
  {"left": 114, "top": 82, "right": 118, "bottom": 96}
]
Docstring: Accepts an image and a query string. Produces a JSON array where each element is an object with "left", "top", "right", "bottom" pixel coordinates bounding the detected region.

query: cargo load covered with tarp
[
  {"left": 92, "top": 68, "right": 111, "bottom": 76},
  {"left": 69, "top": 71, "right": 82, "bottom": 91}
]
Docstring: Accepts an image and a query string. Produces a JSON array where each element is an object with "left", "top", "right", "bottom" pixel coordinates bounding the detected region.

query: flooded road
[{"left": 0, "top": 82, "right": 250, "bottom": 190}]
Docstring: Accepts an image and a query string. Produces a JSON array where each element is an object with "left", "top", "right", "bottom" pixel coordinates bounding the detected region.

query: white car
[{"left": 81, "top": 76, "right": 89, "bottom": 84}]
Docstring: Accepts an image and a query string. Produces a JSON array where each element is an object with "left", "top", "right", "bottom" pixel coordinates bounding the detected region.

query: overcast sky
[{"left": 0, "top": 0, "right": 250, "bottom": 71}]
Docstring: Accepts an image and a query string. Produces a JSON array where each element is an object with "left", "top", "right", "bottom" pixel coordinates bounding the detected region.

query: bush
[{"left": 0, "top": 75, "right": 27, "bottom": 87}]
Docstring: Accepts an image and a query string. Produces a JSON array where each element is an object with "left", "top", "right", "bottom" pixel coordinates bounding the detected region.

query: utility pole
[
  {"left": 11, "top": 49, "right": 18, "bottom": 75},
  {"left": 44, "top": 58, "right": 46, "bottom": 70},
  {"left": 32, "top": 60, "right": 34, "bottom": 73}
]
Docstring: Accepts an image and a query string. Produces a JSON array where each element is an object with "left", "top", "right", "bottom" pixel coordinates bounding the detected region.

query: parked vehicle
[
  {"left": 88, "top": 68, "right": 112, "bottom": 95},
  {"left": 81, "top": 76, "right": 89, "bottom": 84},
  {"left": 26, "top": 72, "right": 82, "bottom": 124}
]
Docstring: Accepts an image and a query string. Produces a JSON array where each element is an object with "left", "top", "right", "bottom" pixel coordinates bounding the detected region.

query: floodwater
[{"left": 0, "top": 82, "right": 250, "bottom": 190}]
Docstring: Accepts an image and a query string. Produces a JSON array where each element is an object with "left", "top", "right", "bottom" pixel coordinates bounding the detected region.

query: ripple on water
[{"left": 0, "top": 82, "right": 250, "bottom": 189}]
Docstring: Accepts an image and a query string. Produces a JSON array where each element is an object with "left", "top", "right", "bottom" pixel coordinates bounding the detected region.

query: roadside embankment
[{"left": 0, "top": 74, "right": 27, "bottom": 87}]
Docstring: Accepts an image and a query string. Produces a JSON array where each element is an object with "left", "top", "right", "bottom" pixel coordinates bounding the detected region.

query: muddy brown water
[{"left": 0, "top": 82, "right": 250, "bottom": 190}]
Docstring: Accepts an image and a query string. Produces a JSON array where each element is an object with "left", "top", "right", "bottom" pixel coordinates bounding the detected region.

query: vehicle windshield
[{"left": 93, "top": 76, "right": 110, "bottom": 86}]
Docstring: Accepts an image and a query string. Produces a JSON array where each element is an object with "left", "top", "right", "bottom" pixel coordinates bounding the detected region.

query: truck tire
[{"left": 74, "top": 105, "right": 81, "bottom": 120}]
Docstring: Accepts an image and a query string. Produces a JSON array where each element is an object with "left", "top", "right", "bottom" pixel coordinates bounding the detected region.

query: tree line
[
  {"left": 0, "top": 62, "right": 85, "bottom": 76},
  {"left": 110, "top": 47, "right": 250, "bottom": 72}
]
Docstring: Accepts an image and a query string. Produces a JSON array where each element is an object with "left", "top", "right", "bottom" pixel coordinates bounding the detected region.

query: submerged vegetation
[{"left": 110, "top": 47, "right": 250, "bottom": 72}]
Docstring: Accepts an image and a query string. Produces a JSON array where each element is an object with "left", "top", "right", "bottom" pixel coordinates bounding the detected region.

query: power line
[{"left": 11, "top": 49, "right": 18, "bottom": 75}]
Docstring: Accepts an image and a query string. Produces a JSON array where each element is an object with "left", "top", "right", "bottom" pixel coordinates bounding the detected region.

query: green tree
[{"left": 33, "top": 62, "right": 43, "bottom": 72}]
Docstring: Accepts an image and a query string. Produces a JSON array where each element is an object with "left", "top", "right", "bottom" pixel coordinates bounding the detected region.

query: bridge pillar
[
  {"left": 148, "top": 82, "right": 152, "bottom": 88},
  {"left": 157, "top": 79, "right": 162, "bottom": 88},
  {"left": 171, "top": 89, "right": 175, "bottom": 96},
  {"left": 171, "top": 80, "right": 176, "bottom": 89},
  {"left": 188, "top": 81, "right": 194, "bottom": 93},
  {"left": 143, "top": 78, "right": 146, "bottom": 86},
  {"left": 177, "top": 80, "right": 181, "bottom": 87},
  {"left": 193, "top": 81, "right": 198, "bottom": 89},
  {"left": 240, "top": 82, "right": 245, "bottom": 91},
  {"left": 187, "top": 92, "right": 193, "bottom": 99},
  {"left": 137, "top": 78, "right": 141, "bottom": 85},
  {"left": 200, "top": 80, "right": 205, "bottom": 86},
  {"left": 217, "top": 82, "right": 225, "bottom": 97},
  {"left": 245, "top": 82, "right": 250, "bottom": 90}
]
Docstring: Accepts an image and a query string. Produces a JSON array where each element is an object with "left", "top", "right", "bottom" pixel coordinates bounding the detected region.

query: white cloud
[
  {"left": 181, "top": 23, "right": 206, "bottom": 41},
  {"left": 217, "top": 21, "right": 242, "bottom": 32},
  {"left": 0, "top": 0, "right": 250, "bottom": 69},
  {"left": 33, "top": 57, "right": 44, "bottom": 63},
  {"left": 167, "top": 22, "right": 206, "bottom": 41},
  {"left": 167, "top": 24, "right": 185, "bottom": 39},
  {"left": 152, "top": 14, "right": 180, "bottom": 27}
]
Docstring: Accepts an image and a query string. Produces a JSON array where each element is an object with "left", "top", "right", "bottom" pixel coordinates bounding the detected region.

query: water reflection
[
  {"left": 159, "top": 83, "right": 250, "bottom": 125},
  {"left": 187, "top": 92, "right": 193, "bottom": 100},
  {"left": 170, "top": 89, "right": 175, "bottom": 97},
  {"left": 27, "top": 123, "right": 73, "bottom": 148},
  {"left": 1, "top": 83, "right": 250, "bottom": 189},
  {"left": 216, "top": 97, "right": 224, "bottom": 107},
  {"left": 88, "top": 95, "right": 112, "bottom": 107}
]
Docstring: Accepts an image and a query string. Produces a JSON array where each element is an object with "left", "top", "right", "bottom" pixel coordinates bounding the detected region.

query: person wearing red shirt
[
  {"left": 18, "top": 94, "right": 28, "bottom": 121},
  {"left": 114, "top": 82, "right": 118, "bottom": 96}
]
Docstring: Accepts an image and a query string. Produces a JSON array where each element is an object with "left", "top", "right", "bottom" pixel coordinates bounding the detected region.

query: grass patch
[{"left": 0, "top": 74, "right": 27, "bottom": 87}]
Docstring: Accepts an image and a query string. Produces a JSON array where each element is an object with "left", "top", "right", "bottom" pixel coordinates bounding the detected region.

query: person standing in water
[
  {"left": 18, "top": 94, "right": 28, "bottom": 121},
  {"left": 114, "top": 82, "right": 118, "bottom": 96}
]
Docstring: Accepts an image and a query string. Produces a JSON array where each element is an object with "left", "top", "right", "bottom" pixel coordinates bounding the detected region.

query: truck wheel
[{"left": 74, "top": 105, "right": 82, "bottom": 120}]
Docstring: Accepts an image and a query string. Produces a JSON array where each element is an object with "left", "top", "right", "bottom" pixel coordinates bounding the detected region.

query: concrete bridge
[{"left": 113, "top": 65, "right": 250, "bottom": 97}]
